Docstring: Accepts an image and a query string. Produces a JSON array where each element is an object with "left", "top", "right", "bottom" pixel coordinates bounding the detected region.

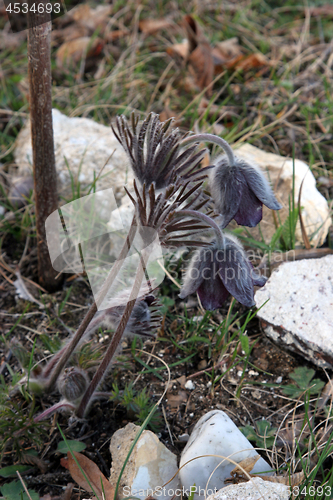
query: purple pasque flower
[
  {"left": 209, "top": 154, "right": 282, "bottom": 228},
  {"left": 179, "top": 234, "right": 266, "bottom": 310}
]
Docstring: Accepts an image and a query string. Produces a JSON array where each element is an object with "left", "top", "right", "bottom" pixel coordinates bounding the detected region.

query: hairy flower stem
[
  {"left": 181, "top": 133, "right": 235, "bottom": 167},
  {"left": 34, "top": 401, "right": 76, "bottom": 422},
  {"left": 176, "top": 209, "right": 225, "bottom": 247},
  {"left": 44, "top": 218, "right": 138, "bottom": 391},
  {"left": 76, "top": 248, "right": 150, "bottom": 418}
]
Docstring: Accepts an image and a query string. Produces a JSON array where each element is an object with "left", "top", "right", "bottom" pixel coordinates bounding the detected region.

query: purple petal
[
  {"left": 197, "top": 276, "right": 229, "bottom": 310},
  {"left": 217, "top": 243, "right": 255, "bottom": 307},
  {"left": 248, "top": 261, "right": 267, "bottom": 287},
  {"left": 179, "top": 250, "right": 205, "bottom": 299},
  {"left": 234, "top": 188, "right": 263, "bottom": 227},
  {"left": 239, "top": 160, "right": 282, "bottom": 210},
  {"left": 210, "top": 158, "right": 246, "bottom": 227},
  {"left": 252, "top": 271, "right": 267, "bottom": 287}
]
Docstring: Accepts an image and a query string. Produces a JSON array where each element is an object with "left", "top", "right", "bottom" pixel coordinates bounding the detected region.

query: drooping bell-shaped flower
[
  {"left": 179, "top": 234, "right": 266, "bottom": 310},
  {"left": 209, "top": 155, "right": 282, "bottom": 228}
]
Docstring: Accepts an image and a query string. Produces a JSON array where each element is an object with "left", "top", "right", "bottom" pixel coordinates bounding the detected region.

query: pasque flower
[
  {"left": 112, "top": 112, "right": 206, "bottom": 189},
  {"left": 209, "top": 154, "right": 282, "bottom": 228},
  {"left": 179, "top": 234, "right": 266, "bottom": 310}
]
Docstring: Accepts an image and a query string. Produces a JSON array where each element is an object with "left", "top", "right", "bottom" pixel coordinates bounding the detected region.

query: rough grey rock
[
  {"left": 179, "top": 410, "right": 272, "bottom": 500},
  {"left": 231, "top": 144, "right": 331, "bottom": 247},
  {"left": 255, "top": 255, "right": 333, "bottom": 368},
  {"left": 14, "top": 108, "right": 133, "bottom": 201},
  {"left": 205, "top": 478, "right": 290, "bottom": 500},
  {"left": 110, "top": 423, "right": 180, "bottom": 500}
]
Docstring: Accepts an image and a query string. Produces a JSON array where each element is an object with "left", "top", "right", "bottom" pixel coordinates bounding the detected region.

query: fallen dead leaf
[
  {"left": 255, "top": 471, "right": 304, "bottom": 487},
  {"left": 214, "top": 37, "right": 243, "bottom": 60},
  {"left": 52, "top": 24, "right": 90, "bottom": 43},
  {"left": 311, "top": 5, "right": 333, "bottom": 16},
  {"left": 226, "top": 52, "right": 268, "bottom": 71},
  {"left": 183, "top": 15, "right": 214, "bottom": 96},
  {"left": 67, "top": 451, "right": 114, "bottom": 500},
  {"left": 166, "top": 39, "right": 189, "bottom": 60},
  {"left": 105, "top": 29, "right": 130, "bottom": 42},
  {"left": 139, "top": 18, "right": 174, "bottom": 35},
  {"left": 166, "top": 390, "right": 188, "bottom": 411},
  {"left": 56, "top": 37, "right": 104, "bottom": 68},
  {"left": 68, "top": 4, "right": 112, "bottom": 31},
  {"left": 233, "top": 455, "right": 260, "bottom": 475}
]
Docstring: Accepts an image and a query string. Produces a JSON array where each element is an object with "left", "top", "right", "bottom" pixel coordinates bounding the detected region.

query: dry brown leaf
[
  {"left": 105, "top": 29, "right": 130, "bottom": 42},
  {"left": 215, "top": 37, "right": 243, "bottom": 60},
  {"left": 139, "top": 18, "right": 174, "bottom": 35},
  {"left": 72, "top": 4, "right": 112, "bottom": 31},
  {"left": 311, "top": 5, "right": 333, "bottom": 16},
  {"left": 231, "top": 53, "right": 268, "bottom": 71},
  {"left": 166, "top": 40, "right": 189, "bottom": 60},
  {"left": 56, "top": 37, "right": 103, "bottom": 68},
  {"left": 254, "top": 471, "right": 305, "bottom": 487},
  {"left": 166, "top": 390, "right": 188, "bottom": 411},
  {"left": 232, "top": 455, "right": 260, "bottom": 475},
  {"left": 188, "top": 44, "right": 214, "bottom": 95},
  {"left": 52, "top": 24, "right": 90, "bottom": 43},
  {"left": 67, "top": 451, "right": 115, "bottom": 500},
  {"left": 183, "top": 15, "right": 214, "bottom": 96}
]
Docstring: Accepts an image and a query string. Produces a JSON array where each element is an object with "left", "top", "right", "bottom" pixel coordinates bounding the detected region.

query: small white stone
[
  {"left": 275, "top": 376, "right": 283, "bottom": 384},
  {"left": 255, "top": 255, "right": 333, "bottom": 368},
  {"left": 185, "top": 380, "right": 195, "bottom": 390},
  {"left": 248, "top": 370, "right": 259, "bottom": 376},
  {"left": 206, "top": 477, "right": 290, "bottom": 500},
  {"left": 110, "top": 423, "right": 180, "bottom": 500},
  {"left": 235, "top": 143, "right": 331, "bottom": 247},
  {"left": 179, "top": 410, "right": 272, "bottom": 499},
  {"left": 15, "top": 109, "right": 134, "bottom": 199},
  {"left": 237, "top": 370, "right": 243, "bottom": 377}
]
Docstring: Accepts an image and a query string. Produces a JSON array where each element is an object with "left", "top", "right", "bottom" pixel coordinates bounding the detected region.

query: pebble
[{"left": 179, "top": 410, "right": 272, "bottom": 499}]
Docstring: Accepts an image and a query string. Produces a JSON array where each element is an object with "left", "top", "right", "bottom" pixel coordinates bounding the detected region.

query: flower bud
[
  {"left": 57, "top": 367, "right": 89, "bottom": 403},
  {"left": 209, "top": 154, "right": 282, "bottom": 228}
]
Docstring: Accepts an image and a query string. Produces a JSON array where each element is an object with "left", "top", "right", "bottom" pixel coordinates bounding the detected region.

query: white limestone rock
[
  {"left": 206, "top": 478, "right": 290, "bottom": 500},
  {"left": 179, "top": 410, "right": 272, "bottom": 500},
  {"left": 110, "top": 423, "right": 180, "bottom": 500},
  {"left": 14, "top": 108, "right": 133, "bottom": 201},
  {"left": 233, "top": 143, "right": 331, "bottom": 247},
  {"left": 255, "top": 254, "right": 333, "bottom": 369}
]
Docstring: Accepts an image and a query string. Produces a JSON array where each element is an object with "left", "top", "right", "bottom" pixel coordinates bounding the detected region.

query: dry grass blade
[
  {"left": 253, "top": 470, "right": 305, "bottom": 487},
  {"left": 298, "top": 175, "right": 311, "bottom": 249}
]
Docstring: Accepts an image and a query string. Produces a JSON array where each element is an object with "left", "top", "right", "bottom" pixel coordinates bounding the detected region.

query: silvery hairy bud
[
  {"left": 57, "top": 367, "right": 89, "bottom": 403},
  {"left": 210, "top": 154, "right": 282, "bottom": 228}
]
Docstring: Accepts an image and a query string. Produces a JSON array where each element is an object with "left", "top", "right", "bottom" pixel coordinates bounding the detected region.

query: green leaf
[
  {"left": 0, "top": 465, "right": 32, "bottom": 478},
  {"left": 0, "top": 480, "right": 39, "bottom": 500},
  {"left": 289, "top": 366, "right": 315, "bottom": 389},
  {"left": 282, "top": 367, "right": 325, "bottom": 398},
  {"left": 57, "top": 440, "right": 86, "bottom": 454},
  {"left": 240, "top": 420, "right": 277, "bottom": 449}
]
